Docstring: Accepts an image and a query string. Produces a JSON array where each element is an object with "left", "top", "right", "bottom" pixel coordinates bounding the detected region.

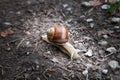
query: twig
[
  {"left": 8, "top": 38, "right": 21, "bottom": 43},
  {"left": 0, "top": 65, "right": 4, "bottom": 75},
  {"left": 57, "top": 65, "right": 73, "bottom": 73},
  {"left": 16, "top": 38, "right": 26, "bottom": 49},
  {"left": 105, "top": 53, "right": 113, "bottom": 57},
  {"left": 14, "top": 69, "right": 27, "bottom": 79},
  {"left": 42, "top": 69, "right": 48, "bottom": 80}
]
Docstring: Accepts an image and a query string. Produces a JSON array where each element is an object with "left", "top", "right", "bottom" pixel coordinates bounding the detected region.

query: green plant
[{"left": 108, "top": 1, "right": 120, "bottom": 12}]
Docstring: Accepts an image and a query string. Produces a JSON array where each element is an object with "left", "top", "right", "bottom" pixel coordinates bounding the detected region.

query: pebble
[
  {"left": 51, "top": 57, "right": 59, "bottom": 63},
  {"left": 99, "top": 50, "right": 105, "bottom": 54},
  {"left": 108, "top": 60, "right": 119, "bottom": 69},
  {"left": 111, "top": 17, "right": 120, "bottom": 23},
  {"left": 106, "top": 47, "right": 117, "bottom": 53},
  {"left": 114, "top": 26, "right": 120, "bottom": 29},
  {"left": 73, "top": 41, "right": 79, "bottom": 44},
  {"left": 26, "top": 52, "right": 30, "bottom": 55},
  {"left": 36, "top": 77, "right": 41, "bottom": 80},
  {"left": 85, "top": 49, "right": 93, "bottom": 57},
  {"left": 83, "top": 36, "right": 92, "bottom": 40},
  {"left": 86, "top": 18, "right": 93, "bottom": 22},
  {"left": 25, "top": 41, "right": 32, "bottom": 47},
  {"left": 7, "top": 47, "right": 11, "bottom": 51},
  {"left": 63, "top": 4, "right": 69, "bottom": 8},
  {"left": 81, "top": 2, "right": 91, "bottom": 7},
  {"left": 102, "top": 69, "right": 108, "bottom": 74},
  {"left": 3, "top": 22, "right": 12, "bottom": 26},
  {"left": 90, "top": 23, "right": 94, "bottom": 28},
  {"left": 46, "top": 51, "right": 51, "bottom": 55},
  {"left": 66, "top": 7, "right": 72, "bottom": 11},
  {"left": 82, "top": 69, "right": 88, "bottom": 76},
  {"left": 26, "top": 31, "right": 31, "bottom": 35},
  {"left": 101, "top": 4, "right": 110, "bottom": 10},
  {"left": 16, "top": 11, "right": 21, "bottom": 15},
  {"left": 103, "top": 34, "right": 108, "bottom": 39},
  {"left": 76, "top": 60, "right": 81, "bottom": 64},
  {"left": 86, "top": 63, "right": 93, "bottom": 69},
  {"left": 36, "top": 30, "right": 40, "bottom": 34},
  {"left": 98, "top": 40, "right": 108, "bottom": 46}
]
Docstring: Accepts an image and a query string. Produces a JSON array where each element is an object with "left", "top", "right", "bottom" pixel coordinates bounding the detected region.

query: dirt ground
[{"left": 0, "top": 0, "right": 120, "bottom": 80}]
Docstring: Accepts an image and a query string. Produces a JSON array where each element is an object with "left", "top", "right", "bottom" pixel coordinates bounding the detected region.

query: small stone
[
  {"left": 106, "top": 47, "right": 117, "bottom": 53},
  {"left": 82, "top": 69, "right": 88, "bottom": 76},
  {"left": 103, "top": 35, "right": 108, "bottom": 39},
  {"left": 3, "top": 22, "right": 12, "bottom": 26},
  {"left": 111, "top": 17, "right": 120, "bottom": 23},
  {"left": 85, "top": 49, "right": 93, "bottom": 57},
  {"left": 36, "top": 30, "right": 40, "bottom": 34},
  {"left": 76, "top": 60, "right": 81, "bottom": 64},
  {"left": 36, "top": 77, "right": 41, "bottom": 80},
  {"left": 86, "top": 18, "right": 93, "bottom": 22},
  {"left": 26, "top": 52, "right": 30, "bottom": 55},
  {"left": 108, "top": 60, "right": 119, "bottom": 69},
  {"left": 99, "top": 50, "right": 105, "bottom": 54},
  {"left": 114, "top": 26, "right": 120, "bottom": 29},
  {"left": 101, "top": 4, "right": 110, "bottom": 10},
  {"left": 66, "top": 7, "right": 72, "bottom": 11},
  {"left": 26, "top": 41, "right": 30, "bottom": 45},
  {"left": 36, "top": 65, "right": 39, "bottom": 69},
  {"left": 51, "top": 57, "right": 59, "bottom": 63},
  {"left": 86, "top": 63, "right": 93, "bottom": 69},
  {"left": 46, "top": 51, "right": 51, "bottom": 55},
  {"left": 16, "top": 11, "right": 21, "bottom": 15},
  {"left": 26, "top": 31, "right": 31, "bottom": 35},
  {"left": 7, "top": 47, "right": 11, "bottom": 51},
  {"left": 25, "top": 41, "right": 32, "bottom": 47},
  {"left": 83, "top": 36, "right": 92, "bottom": 40},
  {"left": 81, "top": 2, "right": 91, "bottom": 7},
  {"left": 102, "top": 69, "right": 108, "bottom": 74},
  {"left": 90, "top": 23, "right": 94, "bottom": 28},
  {"left": 73, "top": 41, "right": 79, "bottom": 44},
  {"left": 98, "top": 40, "right": 108, "bottom": 46},
  {"left": 63, "top": 4, "right": 68, "bottom": 8}
]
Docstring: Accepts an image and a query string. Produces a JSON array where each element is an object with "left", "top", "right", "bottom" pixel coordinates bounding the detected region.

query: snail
[{"left": 42, "top": 23, "right": 80, "bottom": 59}]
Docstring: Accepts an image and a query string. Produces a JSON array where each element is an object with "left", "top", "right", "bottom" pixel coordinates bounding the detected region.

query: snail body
[
  {"left": 47, "top": 24, "right": 68, "bottom": 44},
  {"left": 42, "top": 23, "right": 80, "bottom": 60}
]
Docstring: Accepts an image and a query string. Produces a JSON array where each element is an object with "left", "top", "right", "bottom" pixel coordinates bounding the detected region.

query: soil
[{"left": 0, "top": 0, "right": 120, "bottom": 80}]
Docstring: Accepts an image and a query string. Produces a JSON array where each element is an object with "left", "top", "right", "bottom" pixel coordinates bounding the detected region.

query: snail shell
[{"left": 47, "top": 24, "right": 68, "bottom": 44}]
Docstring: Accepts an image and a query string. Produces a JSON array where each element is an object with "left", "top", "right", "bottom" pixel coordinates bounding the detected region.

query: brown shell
[{"left": 47, "top": 24, "right": 68, "bottom": 44}]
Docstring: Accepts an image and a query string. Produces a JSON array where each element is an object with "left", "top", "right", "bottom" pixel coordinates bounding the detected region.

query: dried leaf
[
  {"left": 1, "top": 28, "right": 14, "bottom": 37},
  {"left": 89, "top": 0, "right": 102, "bottom": 6},
  {"left": 47, "top": 68, "right": 56, "bottom": 72}
]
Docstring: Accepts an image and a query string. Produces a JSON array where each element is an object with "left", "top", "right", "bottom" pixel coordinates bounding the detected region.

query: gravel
[
  {"left": 108, "top": 60, "right": 119, "bottom": 69},
  {"left": 111, "top": 17, "right": 120, "bottom": 23},
  {"left": 106, "top": 47, "right": 117, "bottom": 53},
  {"left": 85, "top": 49, "right": 93, "bottom": 57},
  {"left": 82, "top": 69, "right": 88, "bottom": 76},
  {"left": 81, "top": 2, "right": 91, "bottom": 7},
  {"left": 102, "top": 69, "right": 108, "bottom": 74},
  {"left": 98, "top": 40, "right": 108, "bottom": 46},
  {"left": 101, "top": 4, "right": 110, "bottom": 10}
]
